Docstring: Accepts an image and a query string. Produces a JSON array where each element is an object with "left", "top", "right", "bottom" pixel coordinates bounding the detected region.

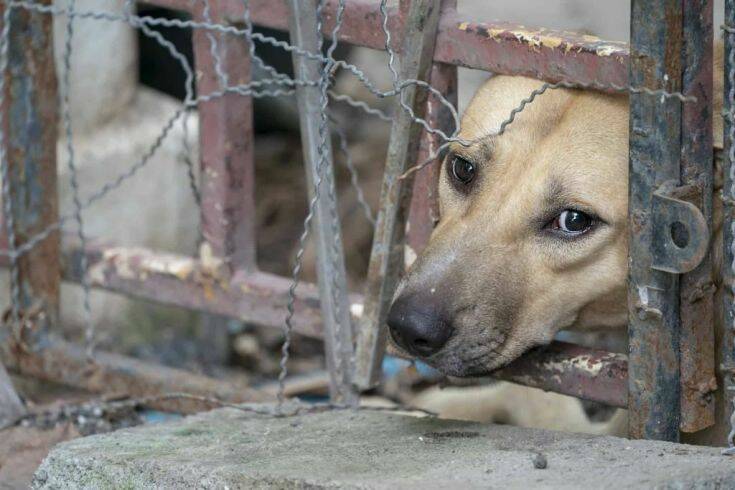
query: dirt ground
[{"left": 0, "top": 425, "right": 80, "bottom": 489}]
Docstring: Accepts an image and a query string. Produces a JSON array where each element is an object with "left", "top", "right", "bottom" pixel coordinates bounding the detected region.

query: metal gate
[{"left": 0, "top": 0, "right": 731, "bottom": 447}]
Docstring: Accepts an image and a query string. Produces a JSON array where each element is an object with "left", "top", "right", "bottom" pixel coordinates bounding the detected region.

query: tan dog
[{"left": 388, "top": 49, "right": 726, "bottom": 440}]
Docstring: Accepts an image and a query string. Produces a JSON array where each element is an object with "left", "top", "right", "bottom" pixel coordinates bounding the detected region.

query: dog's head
[{"left": 387, "top": 76, "right": 631, "bottom": 376}]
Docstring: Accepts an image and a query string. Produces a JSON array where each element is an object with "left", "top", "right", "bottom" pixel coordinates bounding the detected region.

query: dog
[{"left": 388, "top": 46, "right": 727, "bottom": 443}]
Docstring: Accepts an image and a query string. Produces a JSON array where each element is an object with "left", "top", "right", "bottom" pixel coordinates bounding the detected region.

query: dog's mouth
[
  {"left": 384, "top": 327, "right": 528, "bottom": 378},
  {"left": 385, "top": 335, "right": 413, "bottom": 360}
]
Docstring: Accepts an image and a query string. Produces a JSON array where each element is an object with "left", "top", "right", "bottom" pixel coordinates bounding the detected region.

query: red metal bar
[
  {"left": 0, "top": 1, "right": 58, "bottom": 423},
  {"left": 47, "top": 239, "right": 631, "bottom": 406},
  {"left": 396, "top": 341, "right": 628, "bottom": 408},
  {"left": 678, "top": 0, "right": 716, "bottom": 434},
  {"left": 1, "top": 0, "right": 59, "bottom": 334},
  {"left": 192, "top": 1, "right": 256, "bottom": 272},
  {"left": 406, "top": 61, "right": 456, "bottom": 255},
  {"left": 59, "top": 241, "right": 335, "bottom": 339},
  {"left": 145, "top": 0, "right": 629, "bottom": 87},
  {"left": 485, "top": 342, "right": 627, "bottom": 408}
]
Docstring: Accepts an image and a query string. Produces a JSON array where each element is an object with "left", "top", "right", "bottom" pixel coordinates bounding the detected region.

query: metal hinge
[{"left": 651, "top": 182, "right": 709, "bottom": 274}]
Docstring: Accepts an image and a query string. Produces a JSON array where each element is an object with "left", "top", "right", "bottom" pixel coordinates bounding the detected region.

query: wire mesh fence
[{"left": 0, "top": 0, "right": 731, "bottom": 450}]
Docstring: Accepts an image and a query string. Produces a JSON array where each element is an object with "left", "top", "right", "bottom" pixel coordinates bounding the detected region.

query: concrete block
[{"left": 33, "top": 404, "right": 735, "bottom": 489}]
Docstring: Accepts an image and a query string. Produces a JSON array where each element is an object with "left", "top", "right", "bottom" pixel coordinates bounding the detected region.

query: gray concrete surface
[{"left": 33, "top": 405, "right": 735, "bottom": 489}]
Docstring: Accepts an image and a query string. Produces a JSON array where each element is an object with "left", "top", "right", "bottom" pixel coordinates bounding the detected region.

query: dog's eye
[
  {"left": 549, "top": 210, "right": 593, "bottom": 235},
  {"left": 450, "top": 156, "right": 475, "bottom": 185}
]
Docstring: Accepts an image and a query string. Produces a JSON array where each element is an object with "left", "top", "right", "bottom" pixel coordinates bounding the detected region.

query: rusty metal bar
[
  {"left": 57, "top": 241, "right": 336, "bottom": 339},
  {"left": 678, "top": 0, "right": 716, "bottom": 434},
  {"left": 191, "top": 0, "right": 257, "bottom": 370},
  {"left": 627, "top": 0, "right": 684, "bottom": 441},
  {"left": 487, "top": 342, "right": 628, "bottom": 408},
  {"left": 18, "top": 238, "right": 635, "bottom": 406},
  {"left": 406, "top": 61, "right": 456, "bottom": 255},
  {"left": 395, "top": 341, "right": 627, "bottom": 408},
  {"left": 405, "top": 0, "right": 459, "bottom": 257},
  {"left": 146, "top": 0, "right": 629, "bottom": 87},
  {"left": 0, "top": 0, "right": 58, "bottom": 424},
  {"left": 192, "top": 2, "right": 256, "bottom": 272},
  {"left": 287, "top": 0, "right": 357, "bottom": 404},
  {"left": 1, "top": 0, "right": 59, "bottom": 342},
  {"left": 353, "top": 0, "right": 443, "bottom": 390},
  {"left": 723, "top": 0, "right": 735, "bottom": 453},
  {"left": 0, "top": 335, "right": 269, "bottom": 414}
]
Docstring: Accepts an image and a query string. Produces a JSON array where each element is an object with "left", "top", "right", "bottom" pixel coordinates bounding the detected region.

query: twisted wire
[
  {"left": 724, "top": 21, "right": 735, "bottom": 456},
  {"left": 321, "top": 0, "right": 353, "bottom": 402},
  {"left": 201, "top": 0, "right": 229, "bottom": 88},
  {"left": 59, "top": 0, "right": 96, "bottom": 357},
  {"left": 330, "top": 115, "right": 375, "bottom": 226}
]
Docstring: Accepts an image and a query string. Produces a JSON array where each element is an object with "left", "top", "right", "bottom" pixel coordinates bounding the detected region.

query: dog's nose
[{"left": 386, "top": 293, "right": 453, "bottom": 357}]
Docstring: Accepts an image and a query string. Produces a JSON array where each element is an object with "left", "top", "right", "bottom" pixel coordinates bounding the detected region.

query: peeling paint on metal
[
  {"left": 456, "top": 21, "right": 624, "bottom": 57},
  {"left": 404, "top": 245, "right": 417, "bottom": 268},
  {"left": 198, "top": 242, "right": 225, "bottom": 276},
  {"left": 102, "top": 247, "right": 139, "bottom": 280},
  {"left": 541, "top": 354, "right": 606, "bottom": 377},
  {"left": 350, "top": 302, "right": 364, "bottom": 318}
]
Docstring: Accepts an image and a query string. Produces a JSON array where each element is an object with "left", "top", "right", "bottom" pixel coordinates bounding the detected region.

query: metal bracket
[{"left": 651, "top": 182, "right": 709, "bottom": 274}]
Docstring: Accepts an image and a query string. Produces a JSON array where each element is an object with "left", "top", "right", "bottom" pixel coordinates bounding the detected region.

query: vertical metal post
[
  {"left": 679, "top": 0, "right": 716, "bottom": 434},
  {"left": 193, "top": 4, "right": 256, "bottom": 364},
  {"left": 193, "top": 4, "right": 256, "bottom": 272},
  {"left": 406, "top": 1, "right": 459, "bottom": 256},
  {"left": 627, "top": 0, "right": 683, "bottom": 441},
  {"left": 354, "top": 0, "right": 443, "bottom": 390},
  {"left": 406, "top": 61, "right": 457, "bottom": 255},
  {"left": 287, "top": 0, "right": 357, "bottom": 404},
  {"left": 722, "top": 0, "right": 735, "bottom": 452},
  {"left": 0, "top": 1, "right": 58, "bottom": 423}
]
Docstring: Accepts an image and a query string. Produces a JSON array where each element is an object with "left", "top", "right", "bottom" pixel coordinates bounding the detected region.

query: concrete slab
[{"left": 33, "top": 405, "right": 735, "bottom": 489}]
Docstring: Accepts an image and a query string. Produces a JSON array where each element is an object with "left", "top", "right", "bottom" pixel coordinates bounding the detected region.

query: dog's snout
[{"left": 387, "top": 294, "right": 453, "bottom": 357}]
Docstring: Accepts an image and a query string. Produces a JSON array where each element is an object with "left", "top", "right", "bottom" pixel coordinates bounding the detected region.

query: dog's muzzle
[{"left": 386, "top": 293, "right": 453, "bottom": 357}]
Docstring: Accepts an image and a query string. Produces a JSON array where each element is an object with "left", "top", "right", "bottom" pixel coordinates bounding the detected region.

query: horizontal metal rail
[
  {"left": 0, "top": 334, "right": 269, "bottom": 413},
  {"left": 146, "top": 0, "right": 628, "bottom": 87},
  {"left": 491, "top": 342, "right": 628, "bottom": 408},
  {"left": 58, "top": 241, "right": 342, "bottom": 338},
  {"left": 1, "top": 239, "right": 631, "bottom": 407}
]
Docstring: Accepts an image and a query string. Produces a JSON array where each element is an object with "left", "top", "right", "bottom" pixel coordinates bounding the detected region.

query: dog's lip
[
  {"left": 475, "top": 343, "right": 540, "bottom": 376},
  {"left": 385, "top": 337, "right": 414, "bottom": 360},
  {"left": 385, "top": 326, "right": 539, "bottom": 377}
]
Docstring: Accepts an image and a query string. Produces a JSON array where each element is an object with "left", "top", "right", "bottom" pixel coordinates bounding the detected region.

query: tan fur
[
  {"left": 398, "top": 46, "right": 727, "bottom": 442},
  {"left": 412, "top": 382, "right": 628, "bottom": 436},
  {"left": 395, "top": 77, "right": 630, "bottom": 376}
]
